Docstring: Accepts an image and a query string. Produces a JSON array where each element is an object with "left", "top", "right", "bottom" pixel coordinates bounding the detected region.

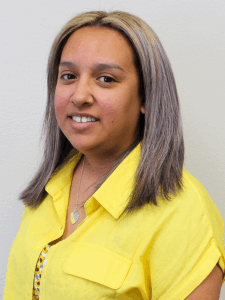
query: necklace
[{"left": 70, "top": 156, "right": 86, "bottom": 225}]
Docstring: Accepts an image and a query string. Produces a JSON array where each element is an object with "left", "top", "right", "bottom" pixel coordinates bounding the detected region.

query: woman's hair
[{"left": 19, "top": 11, "right": 184, "bottom": 212}]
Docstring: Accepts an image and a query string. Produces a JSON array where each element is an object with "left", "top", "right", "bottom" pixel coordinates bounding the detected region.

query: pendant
[{"left": 70, "top": 211, "right": 79, "bottom": 225}]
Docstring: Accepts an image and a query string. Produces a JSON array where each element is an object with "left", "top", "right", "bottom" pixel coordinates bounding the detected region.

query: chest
[
  {"left": 6, "top": 191, "right": 152, "bottom": 299},
  {"left": 55, "top": 174, "right": 96, "bottom": 243}
]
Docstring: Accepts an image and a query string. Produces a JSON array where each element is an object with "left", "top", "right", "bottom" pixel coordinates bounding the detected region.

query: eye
[
  {"left": 98, "top": 76, "right": 115, "bottom": 83},
  {"left": 60, "top": 73, "right": 76, "bottom": 80}
]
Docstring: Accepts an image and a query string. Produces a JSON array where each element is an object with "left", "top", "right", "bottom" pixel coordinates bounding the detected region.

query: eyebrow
[
  {"left": 59, "top": 61, "right": 125, "bottom": 73},
  {"left": 59, "top": 61, "right": 76, "bottom": 68},
  {"left": 93, "top": 63, "right": 125, "bottom": 73}
]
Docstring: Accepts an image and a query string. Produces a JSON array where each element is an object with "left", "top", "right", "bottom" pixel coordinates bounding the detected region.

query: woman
[{"left": 4, "top": 11, "right": 225, "bottom": 300}]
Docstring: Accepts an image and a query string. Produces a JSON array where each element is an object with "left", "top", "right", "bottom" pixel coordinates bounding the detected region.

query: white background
[{"left": 0, "top": 0, "right": 224, "bottom": 298}]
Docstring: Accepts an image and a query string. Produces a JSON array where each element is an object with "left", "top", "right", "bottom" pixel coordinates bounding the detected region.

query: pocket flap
[{"left": 63, "top": 242, "right": 132, "bottom": 289}]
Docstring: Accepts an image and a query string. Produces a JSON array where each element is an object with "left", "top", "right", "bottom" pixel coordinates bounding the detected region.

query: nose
[{"left": 70, "top": 76, "right": 94, "bottom": 107}]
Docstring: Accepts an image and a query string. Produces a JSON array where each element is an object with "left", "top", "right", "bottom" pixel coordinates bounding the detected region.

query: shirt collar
[
  {"left": 93, "top": 143, "right": 141, "bottom": 219},
  {"left": 45, "top": 143, "right": 141, "bottom": 219},
  {"left": 45, "top": 152, "right": 82, "bottom": 197}
]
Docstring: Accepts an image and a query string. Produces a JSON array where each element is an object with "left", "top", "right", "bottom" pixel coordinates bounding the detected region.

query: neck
[
  {"left": 78, "top": 140, "right": 139, "bottom": 178},
  {"left": 83, "top": 154, "right": 119, "bottom": 178}
]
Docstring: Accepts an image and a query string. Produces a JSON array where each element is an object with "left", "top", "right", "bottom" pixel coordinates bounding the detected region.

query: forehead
[{"left": 60, "top": 26, "right": 135, "bottom": 66}]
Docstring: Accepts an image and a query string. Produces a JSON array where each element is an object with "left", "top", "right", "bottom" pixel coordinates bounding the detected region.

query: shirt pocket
[{"left": 63, "top": 242, "right": 132, "bottom": 289}]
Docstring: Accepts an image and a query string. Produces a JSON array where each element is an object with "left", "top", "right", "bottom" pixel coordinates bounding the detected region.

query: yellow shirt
[{"left": 3, "top": 144, "right": 225, "bottom": 300}]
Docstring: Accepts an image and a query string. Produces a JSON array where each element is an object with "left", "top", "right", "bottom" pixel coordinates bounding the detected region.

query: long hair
[{"left": 19, "top": 11, "right": 184, "bottom": 211}]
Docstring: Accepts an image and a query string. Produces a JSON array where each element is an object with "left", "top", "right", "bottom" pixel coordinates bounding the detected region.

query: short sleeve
[{"left": 148, "top": 171, "right": 225, "bottom": 300}]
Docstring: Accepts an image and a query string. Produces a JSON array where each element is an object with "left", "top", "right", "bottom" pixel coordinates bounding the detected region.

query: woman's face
[{"left": 54, "top": 26, "right": 145, "bottom": 158}]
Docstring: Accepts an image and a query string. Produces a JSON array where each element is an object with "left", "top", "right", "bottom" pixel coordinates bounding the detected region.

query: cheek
[
  {"left": 54, "top": 90, "right": 69, "bottom": 119},
  {"left": 100, "top": 93, "right": 137, "bottom": 117},
  {"left": 98, "top": 100, "right": 121, "bottom": 125}
]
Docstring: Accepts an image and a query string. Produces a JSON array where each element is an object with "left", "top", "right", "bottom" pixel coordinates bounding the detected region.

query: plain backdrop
[{"left": 0, "top": 0, "right": 224, "bottom": 298}]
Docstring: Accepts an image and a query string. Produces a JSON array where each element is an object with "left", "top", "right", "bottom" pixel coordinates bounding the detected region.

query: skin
[
  {"left": 184, "top": 264, "right": 223, "bottom": 299},
  {"left": 54, "top": 26, "right": 224, "bottom": 297},
  {"left": 55, "top": 26, "right": 145, "bottom": 176}
]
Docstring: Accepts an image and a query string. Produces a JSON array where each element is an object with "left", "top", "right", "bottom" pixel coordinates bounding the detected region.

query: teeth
[{"left": 72, "top": 116, "right": 97, "bottom": 123}]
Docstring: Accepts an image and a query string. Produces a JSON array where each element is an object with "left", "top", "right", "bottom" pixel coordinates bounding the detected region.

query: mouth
[{"left": 70, "top": 116, "right": 98, "bottom": 123}]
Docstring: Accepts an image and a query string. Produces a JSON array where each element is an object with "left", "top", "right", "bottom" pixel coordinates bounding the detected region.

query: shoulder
[
  {"left": 180, "top": 169, "right": 224, "bottom": 234},
  {"left": 156, "top": 168, "right": 225, "bottom": 243},
  {"left": 140, "top": 168, "right": 225, "bottom": 274},
  {"left": 135, "top": 168, "right": 223, "bottom": 234},
  {"left": 155, "top": 168, "right": 223, "bottom": 225},
  {"left": 142, "top": 170, "right": 225, "bottom": 299}
]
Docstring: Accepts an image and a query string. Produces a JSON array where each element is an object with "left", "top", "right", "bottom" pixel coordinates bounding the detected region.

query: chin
[{"left": 69, "top": 138, "right": 101, "bottom": 154}]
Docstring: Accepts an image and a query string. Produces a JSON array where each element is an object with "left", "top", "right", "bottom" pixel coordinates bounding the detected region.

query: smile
[{"left": 72, "top": 116, "right": 98, "bottom": 123}]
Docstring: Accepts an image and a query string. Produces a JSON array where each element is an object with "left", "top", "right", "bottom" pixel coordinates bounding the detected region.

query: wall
[{"left": 0, "top": 0, "right": 224, "bottom": 298}]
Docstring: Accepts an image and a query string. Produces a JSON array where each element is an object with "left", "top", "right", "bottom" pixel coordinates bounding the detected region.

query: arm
[{"left": 185, "top": 263, "right": 223, "bottom": 300}]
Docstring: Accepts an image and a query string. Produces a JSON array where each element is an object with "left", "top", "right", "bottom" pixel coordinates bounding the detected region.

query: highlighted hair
[{"left": 20, "top": 11, "right": 184, "bottom": 211}]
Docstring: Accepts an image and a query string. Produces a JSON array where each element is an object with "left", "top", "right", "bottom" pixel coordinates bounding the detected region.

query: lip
[
  {"left": 68, "top": 112, "right": 99, "bottom": 120},
  {"left": 69, "top": 116, "right": 99, "bottom": 131}
]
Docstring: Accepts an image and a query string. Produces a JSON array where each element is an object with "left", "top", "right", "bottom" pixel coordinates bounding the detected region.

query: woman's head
[
  {"left": 20, "top": 11, "right": 184, "bottom": 209},
  {"left": 46, "top": 11, "right": 182, "bottom": 153},
  {"left": 54, "top": 26, "right": 144, "bottom": 156}
]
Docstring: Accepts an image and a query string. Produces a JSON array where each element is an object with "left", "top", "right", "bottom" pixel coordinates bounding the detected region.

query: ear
[{"left": 140, "top": 105, "right": 145, "bottom": 114}]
